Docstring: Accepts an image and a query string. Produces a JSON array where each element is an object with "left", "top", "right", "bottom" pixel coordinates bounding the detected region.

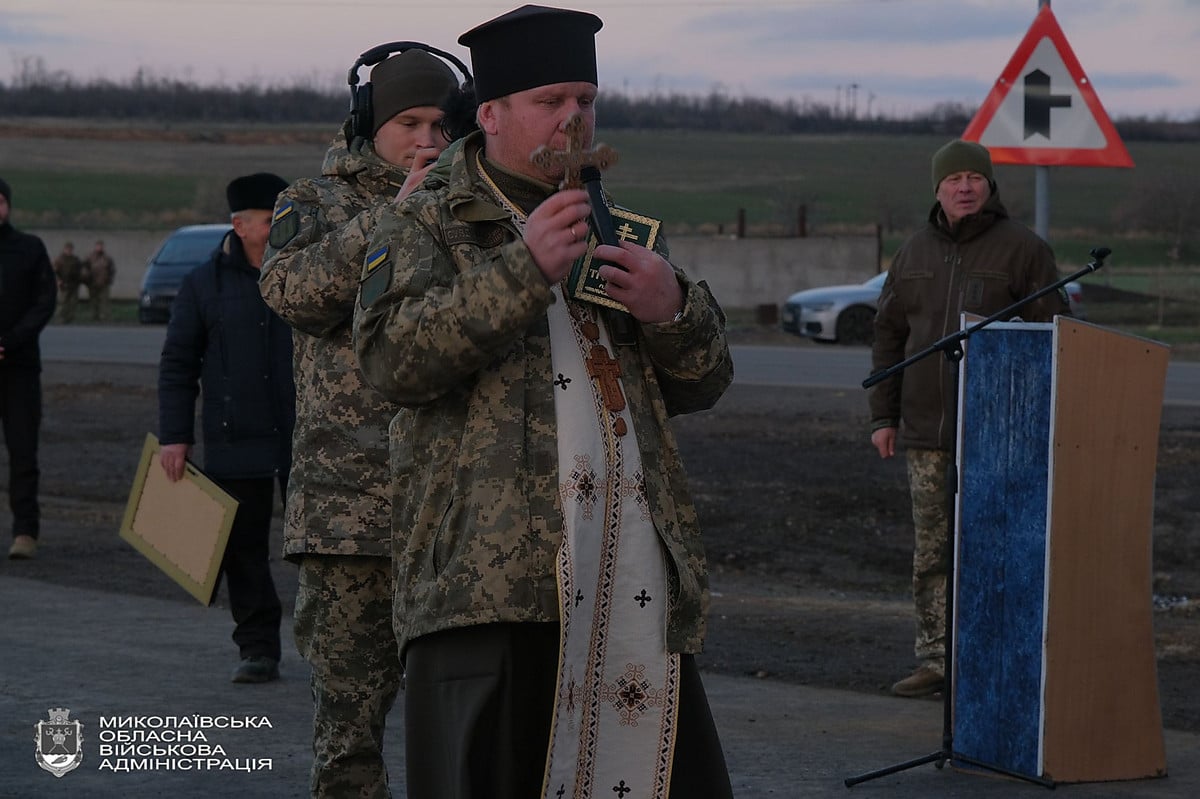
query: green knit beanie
[
  {"left": 370, "top": 50, "right": 457, "bottom": 136},
  {"left": 931, "top": 139, "right": 993, "bottom": 192}
]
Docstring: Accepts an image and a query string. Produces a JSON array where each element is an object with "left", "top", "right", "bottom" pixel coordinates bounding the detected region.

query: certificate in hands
[{"left": 119, "top": 433, "right": 238, "bottom": 605}]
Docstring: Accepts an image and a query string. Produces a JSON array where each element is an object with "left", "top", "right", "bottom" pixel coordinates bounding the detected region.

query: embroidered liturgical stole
[{"left": 543, "top": 284, "right": 680, "bottom": 799}]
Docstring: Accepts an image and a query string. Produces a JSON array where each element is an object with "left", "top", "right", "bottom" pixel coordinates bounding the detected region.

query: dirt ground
[{"left": 5, "top": 328, "right": 1199, "bottom": 734}]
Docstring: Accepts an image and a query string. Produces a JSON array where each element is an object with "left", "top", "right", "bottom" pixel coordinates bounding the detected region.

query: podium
[{"left": 953, "top": 316, "right": 1169, "bottom": 783}]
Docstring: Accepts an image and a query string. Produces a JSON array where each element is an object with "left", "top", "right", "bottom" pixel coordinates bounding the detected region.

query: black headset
[{"left": 346, "top": 41, "right": 475, "bottom": 145}]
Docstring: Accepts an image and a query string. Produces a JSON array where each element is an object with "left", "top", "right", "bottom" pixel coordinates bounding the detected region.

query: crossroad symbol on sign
[
  {"left": 963, "top": 5, "right": 1132, "bottom": 167},
  {"left": 1023, "top": 68, "right": 1071, "bottom": 139}
]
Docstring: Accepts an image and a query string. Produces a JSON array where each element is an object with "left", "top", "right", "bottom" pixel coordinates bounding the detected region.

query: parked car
[
  {"left": 780, "top": 272, "right": 1084, "bottom": 346},
  {"left": 138, "top": 224, "right": 231, "bottom": 324},
  {"left": 780, "top": 272, "right": 888, "bottom": 346}
]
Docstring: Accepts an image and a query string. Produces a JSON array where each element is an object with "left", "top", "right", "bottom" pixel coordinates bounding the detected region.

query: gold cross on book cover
[{"left": 567, "top": 208, "right": 661, "bottom": 312}]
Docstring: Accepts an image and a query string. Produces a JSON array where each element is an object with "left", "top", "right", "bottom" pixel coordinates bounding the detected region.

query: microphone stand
[{"left": 844, "top": 246, "right": 1110, "bottom": 790}]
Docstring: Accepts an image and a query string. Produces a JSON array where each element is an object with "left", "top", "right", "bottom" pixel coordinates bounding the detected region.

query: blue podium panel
[{"left": 953, "top": 324, "right": 1054, "bottom": 778}]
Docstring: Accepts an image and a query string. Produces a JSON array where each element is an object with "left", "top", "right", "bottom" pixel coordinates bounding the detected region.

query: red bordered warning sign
[{"left": 963, "top": 5, "right": 1133, "bottom": 167}]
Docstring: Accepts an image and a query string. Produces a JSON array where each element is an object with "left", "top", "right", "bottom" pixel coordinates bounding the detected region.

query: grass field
[
  {"left": 1, "top": 125, "right": 1193, "bottom": 265},
  {"left": 4, "top": 122, "right": 1197, "bottom": 339}
]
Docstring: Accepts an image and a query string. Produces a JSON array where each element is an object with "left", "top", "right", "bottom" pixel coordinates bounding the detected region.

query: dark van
[{"left": 137, "top": 223, "right": 231, "bottom": 324}]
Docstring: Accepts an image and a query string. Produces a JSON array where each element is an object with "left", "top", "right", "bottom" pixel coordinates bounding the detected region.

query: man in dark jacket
[
  {"left": 868, "top": 140, "right": 1069, "bottom": 698},
  {"left": 0, "top": 178, "right": 57, "bottom": 560},
  {"left": 158, "top": 172, "right": 295, "bottom": 684}
]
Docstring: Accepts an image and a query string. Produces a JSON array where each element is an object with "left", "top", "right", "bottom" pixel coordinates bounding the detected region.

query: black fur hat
[{"left": 226, "top": 173, "right": 288, "bottom": 213}]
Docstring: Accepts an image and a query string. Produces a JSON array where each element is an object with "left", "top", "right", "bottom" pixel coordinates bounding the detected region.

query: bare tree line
[{"left": 3, "top": 55, "right": 1197, "bottom": 140}]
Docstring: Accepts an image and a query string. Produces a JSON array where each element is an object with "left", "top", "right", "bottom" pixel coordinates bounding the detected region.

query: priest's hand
[
  {"left": 524, "top": 190, "right": 591, "bottom": 284},
  {"left": 160, "top": 443, "right": 192, "bottom": 483},
  {"left": 595, "top": 242, "right": 684, "bottom": 323}
]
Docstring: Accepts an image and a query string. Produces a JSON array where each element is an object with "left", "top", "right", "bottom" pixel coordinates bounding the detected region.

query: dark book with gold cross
[{"left": 567, "top": 207, "right": 662, "bottom": 312}]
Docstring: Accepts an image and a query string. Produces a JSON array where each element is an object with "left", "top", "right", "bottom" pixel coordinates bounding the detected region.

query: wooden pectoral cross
[
  {"left": 586, "top": 343, "right": 626, "bottom": 413},
  {"left": 585, "top": 342, "right": 629, "bottom": 437},
  {"left": 529, "top": 112, "right": 619, "bottom": 190}
]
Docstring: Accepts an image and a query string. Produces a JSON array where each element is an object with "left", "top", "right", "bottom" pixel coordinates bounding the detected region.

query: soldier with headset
[{"left": 259, "top": 42, "right": 474, "bottom": 798}]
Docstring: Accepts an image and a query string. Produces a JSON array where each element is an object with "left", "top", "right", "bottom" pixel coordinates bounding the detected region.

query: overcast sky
[{"left": 3, "top": 0, "right": 1197, "bottom": 120}]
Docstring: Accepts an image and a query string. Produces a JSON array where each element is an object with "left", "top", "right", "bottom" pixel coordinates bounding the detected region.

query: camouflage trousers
[
  {"left": 294, "top": 554, "right": 402, "bottom": 799},
  {"left": 57, "top": 283, "right": 81, "bottom": 323},
  {"left": 906, "top": 448, "right": 953, "bottom": 671}
]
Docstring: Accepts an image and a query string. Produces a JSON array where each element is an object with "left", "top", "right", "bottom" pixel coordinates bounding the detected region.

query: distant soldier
[
  {"left": 84, "top": 239, "right": 116, "bottom": 321},
  {"left": 259, "top": 45, "right": 473, "bottom": 797},
  {"left": 52, "top": 241, "right": 84, "bottom": 323}
]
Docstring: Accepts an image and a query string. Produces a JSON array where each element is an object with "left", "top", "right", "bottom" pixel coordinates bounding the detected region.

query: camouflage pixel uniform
[
  {"left": 52, "top": 249, "right": 84, "bottom": 323},
  {"left": 352, "top": 131, "right": 734, "bottom": 657},
  {"left": 906, "top": 447, "right": 952, "bottom": 670},
  {"left": 84, "top": 247, "right": 116, "bottom": 321},
  {"left": 260, "top": 130, "right": 407, "bottom": 799}
]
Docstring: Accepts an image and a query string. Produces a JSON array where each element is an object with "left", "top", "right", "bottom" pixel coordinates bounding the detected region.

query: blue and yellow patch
[
  {"left": 365, "top": 245, "right": 389, "bottom": 274},
  {"left": 267, "top": 200, "right": 300, "bottom": 249},
  {"left": 359, "top": 245, "right": 393, "bottom": 308}
]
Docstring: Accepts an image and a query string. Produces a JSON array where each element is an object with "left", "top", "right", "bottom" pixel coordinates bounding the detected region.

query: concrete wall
[
  {"left": 668, "top": 234, "right": 880, "bottom": 309},
  {"left": 35, "top": 229, "right": 880, "bottom": 310}
]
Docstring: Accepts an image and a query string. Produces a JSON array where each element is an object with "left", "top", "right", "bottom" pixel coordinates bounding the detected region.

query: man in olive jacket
[{"left": 869, "top": 139, "right": 1069, "bottom": 699}]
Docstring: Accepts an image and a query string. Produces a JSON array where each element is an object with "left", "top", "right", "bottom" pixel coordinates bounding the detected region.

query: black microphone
[
  {"left": 580, "top": 166, "right": 622, "bottom": 265},
  {"left": 579, "top": 165, "right": 636, "bottom": 345},
  {"left": 1084, "top": 246, "right": 1111, "bottom": 274}
]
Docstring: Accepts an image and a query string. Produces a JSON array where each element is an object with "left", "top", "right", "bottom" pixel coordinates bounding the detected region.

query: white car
[
  {"left": 780, "top": 272, "right": 1084, "bottom": 346},
  {"left": 780, "top": 272, "right": 888, "bottom": 346}
]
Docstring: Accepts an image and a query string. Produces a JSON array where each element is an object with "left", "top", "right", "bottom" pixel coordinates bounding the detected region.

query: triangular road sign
[{"left": 963, "top": 5, "right": 1133, "bottom": 167}]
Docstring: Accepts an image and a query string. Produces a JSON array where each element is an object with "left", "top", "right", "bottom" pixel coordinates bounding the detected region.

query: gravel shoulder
[{"left": 6, "top": 342, "right": 1198, "bottom": 732}]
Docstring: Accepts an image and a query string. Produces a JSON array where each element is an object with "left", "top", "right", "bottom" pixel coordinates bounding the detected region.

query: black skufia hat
[
  {"left": 226, "top": 172, "right": 288, "bottom": 213},
  {"left": 458, "top": 5, "right": 602, "bottom": 103}
]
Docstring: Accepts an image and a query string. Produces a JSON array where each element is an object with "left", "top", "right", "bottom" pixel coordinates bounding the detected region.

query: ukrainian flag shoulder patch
[
  {"left": 365, "top": 245, "right": 390, "bottom": 275},
  {"left": 268, "top": 200, "right": 300, "bottom": 249},
  {"left": 359, "top": 245, "right": 393, "bottom": 309},
  {"left": 273, "top": 201, "right": 295, "bottom": 223}
]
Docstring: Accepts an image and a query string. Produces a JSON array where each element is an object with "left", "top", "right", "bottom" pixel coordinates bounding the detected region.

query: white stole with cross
[{"left": 542, "top": 284, "right": 681, "bottom": 799}]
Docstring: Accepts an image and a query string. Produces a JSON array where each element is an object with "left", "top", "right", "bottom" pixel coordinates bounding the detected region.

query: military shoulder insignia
[
  {"left": 359, "top": 245, "right": 392, "bottom": 309},
  {"left": 268, "top": 201, "right": 300, "bottom": 249}
]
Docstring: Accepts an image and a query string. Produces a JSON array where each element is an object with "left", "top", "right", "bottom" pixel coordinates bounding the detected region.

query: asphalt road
[{"left": 39, "top": 324, "right": 1200, "bottom": 405}]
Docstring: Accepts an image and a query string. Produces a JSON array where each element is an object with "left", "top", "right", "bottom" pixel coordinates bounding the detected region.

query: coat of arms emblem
[{"left": 35, "top": 707, "right": 84, "bottom": 777}]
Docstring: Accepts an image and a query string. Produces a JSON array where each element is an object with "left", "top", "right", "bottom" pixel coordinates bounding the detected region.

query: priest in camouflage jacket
[
  {"left": 353, "top": 7, "right": 735, "bottom": 798},
  {"left": 259, "top": 46, "right": 470, "bottom": 799}
]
